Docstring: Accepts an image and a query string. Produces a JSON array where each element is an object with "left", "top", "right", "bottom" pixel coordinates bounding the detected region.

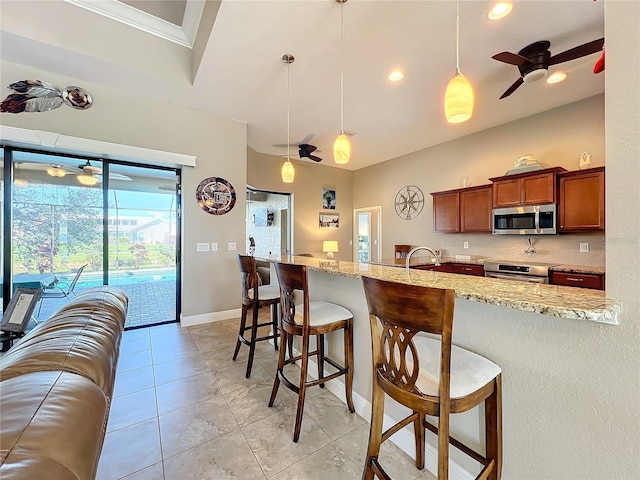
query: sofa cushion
[
  {"left": 0, "top": 287, "right": 127, "bottom": 398},
  {"left": 0, "top": 370, "right": 109, "bottom": 480}
]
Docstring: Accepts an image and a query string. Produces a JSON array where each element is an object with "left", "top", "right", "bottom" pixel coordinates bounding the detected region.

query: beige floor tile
[
  {"left": 120, "top": 336, "right": 151, "bottom": 355},
  {"left": 303, "top": 390, "right": 366, "bottom": 440},
  {"left": 151, "top": 338, "right": 199, "bottom": 364},
  {"left": 241, "top": 408, "right": 332, "bottom": 477},
  {"left": 155, "top": 371, "right": 221, "bottom": 415},
  {"left": 211, "top": 360, "right": 272, "bottom": 394},
  {"left": 224, "top": 378, "right": 295, "bottom": 428},
  {"left": 118, "top": 349, "right": 153, "bottom": 373},
  {"left": 120, "top": 462, "right": 165, "bottom": 480},
  {"left": 114, "top": 365, "right": 155, "bottom": 397},
  {"left": 159, "top": 395, "right": 239, "bottom": 459},
  {"left": 97, "top": 418, "right": 162, "bottom": 480},
  {"left": 148, "top": 322, "right": 184, "bottom": 338},
  {"left": 163, "top": 430, "right": 266, "bottom": 480},
  {"left": 122, "top": 328, "right": 151, "bottom": 342},
  {"left": 152, "top": 353, "right": 209, "bottom": 386},
  {"left": 269, "top": 443, "right": 363, "bottom": 480},
  {"left": 192, "top": 332, "right": 238, "bottom": 354},
  {"left": 107, "top": 387, "right": 158, "bottom": 433}
]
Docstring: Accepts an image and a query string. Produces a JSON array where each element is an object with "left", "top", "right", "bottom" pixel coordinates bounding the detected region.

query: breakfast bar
[{"left": 263, "top": 254, "right": 621, "bottom": 475}]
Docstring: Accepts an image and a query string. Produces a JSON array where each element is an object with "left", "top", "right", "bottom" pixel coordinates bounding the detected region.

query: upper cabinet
[
  {"left": 431, "top": 185, "right": 492, "bottom": 233},
  {"left": 558, "top": 166, "right": 605, "bottom": 232},
  {"left": 489, "top": 167, "right": 567, "bottom": 208}
]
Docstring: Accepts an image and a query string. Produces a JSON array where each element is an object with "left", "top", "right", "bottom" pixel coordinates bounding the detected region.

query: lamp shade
[
  {"left": 333, "top": 133, "right": 350, "bottom": 164},
  {"left": 77, "top": 173, "right": 98, "bottom": 186},
  {"left": 281, "top": 160, "right": 295, "bottom": 183},
  {"left": 323, "top": 240, "right": 339, "bottom": 259},
  {"left": 444, "top": 72, "right": 474, "bottom": 124}
]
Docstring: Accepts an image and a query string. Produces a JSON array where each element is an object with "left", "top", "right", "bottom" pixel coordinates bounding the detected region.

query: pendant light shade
[
  {"left": 77, "top": 173, "right": 99, "bottom": 186},
  {"left": 445, "top": 0, "right": 474, "bottom": 124},
  {"left": 334, "top": 0, "right": 350, "bottom": 164},
  {"left": 281, "top": 159, "right": 295, "bottom": 183},
  {"left": 281, "top": 53, "right": 295, "bottom": 183},
  {"left": 333, "top": 133, "right": 350, "bottom": 164},
  {"left": 445, "top": 70, "right": 474, "bottom": 124}
]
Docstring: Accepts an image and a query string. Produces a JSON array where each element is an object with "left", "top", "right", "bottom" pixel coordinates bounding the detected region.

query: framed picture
[
  {"left": 319, "top": 213, "right": 339, "bottom": 229},
  {"left": 1, "top": 288, "right": 42, "bottom": 334},
  {"left": 322, "top": 189, "right": 336, "bottom": 209}
]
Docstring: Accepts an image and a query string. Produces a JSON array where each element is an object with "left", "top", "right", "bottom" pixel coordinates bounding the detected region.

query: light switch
[
  {"left": 197, "top": 242, "right": 209, "bottom": 252},
  {"left": 228, "top": 242, "right": 237, "bottom": 251},
  {"left": 211, "top": 243, "right": 218, "bottom": 251}
]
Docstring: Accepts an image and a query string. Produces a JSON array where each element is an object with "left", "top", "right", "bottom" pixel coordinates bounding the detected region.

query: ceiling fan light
[
  {"left": 47, "top": 166, "right": 67, "bottom": 177},
  {"left": 333, "top": 133, "right": 351, "bottom": 164},
  {"left": 445, "top": 73, "right": 474, "bottom": 124},
  {"left": 281, "top": 159, "right": 295, "bottom": 183},
  {"left": 547, "top": 71, "right": 567, "bottom": 84},
  {"left": 77, "top": 173, "right": 99, "bottom": 185},
  {"left": 488, "top": 1, "right": 513, "bottom": 20}
]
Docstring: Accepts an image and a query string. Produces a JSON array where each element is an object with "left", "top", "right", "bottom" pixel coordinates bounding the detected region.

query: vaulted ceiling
[{"left": 0, "top": 0, "right": 605, "bottom": 170}]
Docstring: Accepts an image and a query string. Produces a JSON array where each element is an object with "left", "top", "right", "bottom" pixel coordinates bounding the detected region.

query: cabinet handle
[
  {"left": 566, "top": 277, "right": 584, "bottom": 282},
  {"left": 463, "top": 267, "right": 472, "bottom": 271}
]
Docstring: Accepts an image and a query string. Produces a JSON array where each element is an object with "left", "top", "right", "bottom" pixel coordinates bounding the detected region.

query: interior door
[{"left": 354, "top": 206, "right": 381, "bottom": 263}]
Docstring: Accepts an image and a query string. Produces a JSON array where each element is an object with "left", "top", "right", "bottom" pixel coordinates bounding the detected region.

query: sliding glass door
[{"left": 2, "top": 148, "right": 180, "bottom": 329}]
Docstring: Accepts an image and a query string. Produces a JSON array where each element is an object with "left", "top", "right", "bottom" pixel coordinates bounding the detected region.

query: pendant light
[
  {"left": 333, "top": 0, "right": 350, "bottom": 164},
  {"left": 281, "top": 53, "right": 295, "bottom": 183},
  {"left": 444, "top": 0, "right": 474, "bottom": 124}
]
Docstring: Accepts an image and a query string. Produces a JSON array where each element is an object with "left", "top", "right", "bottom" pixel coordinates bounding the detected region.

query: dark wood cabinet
[
  {"left": 415, "top": 264, "right": 452, "bottom": 273},
  {"left": 490, "top": 167, "right": 566, "bottom": 208},
  {"left": 450, "top": 263, "right": 485, "bottom": 276},
  {"left": 550, "top": 271, "right": 605, "bottom": 290},
  {"left": 558, "top": 167, "right": 605, "bottom": 232},
  {"left": 431, "top": 185, "right": 492, "bottom": 233}
]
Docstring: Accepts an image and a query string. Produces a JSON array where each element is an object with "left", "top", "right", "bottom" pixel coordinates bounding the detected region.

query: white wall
[
  {"left": 354, "top": 95, "right": 606, "bottom": 266},
  {"left": 0, "top": 60, "right": 248, "bottom": 321}
]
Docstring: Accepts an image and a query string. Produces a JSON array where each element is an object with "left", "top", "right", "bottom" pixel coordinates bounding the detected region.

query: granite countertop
[
  {"left": 550, "top": 265, "right": 606, "bottom": 275},
  {"left": 262, "top": 255, "right": 620, "bottom": 325}
]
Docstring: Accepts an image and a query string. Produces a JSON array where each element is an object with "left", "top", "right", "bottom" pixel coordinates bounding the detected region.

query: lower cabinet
[
  {"left": 550, "top": 271, "right": 605, "bottom": 290},
  {"left": 414, "top": 263, "right": 484, "bottom": 277}
]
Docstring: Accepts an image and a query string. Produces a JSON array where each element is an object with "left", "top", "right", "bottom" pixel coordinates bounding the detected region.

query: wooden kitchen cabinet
[
  {"left": 490, "top": 167, "right": 567, "bottom": 208},
  {"left": 558, "top": 167, "right": 605, "bottom": 232},
  {"left": 451, "top": 263, "right": 485, "bottom": 276},
  {"left": 414, "top": 264, "right": 452, "bottom": 272},
  {"left": 550, "top": 271, "right": 605, "bottom": 290},
  {"left": 431, "top": 185, "right": 492, "bottom": 233}
]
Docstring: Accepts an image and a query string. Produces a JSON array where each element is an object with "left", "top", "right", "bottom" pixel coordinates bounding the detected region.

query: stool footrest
[
  {"left": 424, "top": 420, "right": 486, "bottom": 465},
  {"left": 382, "top": 412, "right": 419, "bottom": 444}
]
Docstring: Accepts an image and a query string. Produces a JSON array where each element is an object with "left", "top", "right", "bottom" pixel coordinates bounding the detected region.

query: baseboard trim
[{"left": 181, "top": 308, "right": 241, "bottom": 327}]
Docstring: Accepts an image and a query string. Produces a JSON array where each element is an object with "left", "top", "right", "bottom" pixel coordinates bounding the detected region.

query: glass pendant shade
[
  {"left": 333, "top": 133, "right": 351, "bottom": 164},
  {"left": 77, "top": 173, "right": 99, "bottom": 185},
  {"left": 47, "top": 166, "right": 67, "bottom": 177},
  {"left": 445, "top": 72, "right": 474, "bottom": 124},
  {"left": 281, "top": 159, "right": 295, "bottom": 183}
]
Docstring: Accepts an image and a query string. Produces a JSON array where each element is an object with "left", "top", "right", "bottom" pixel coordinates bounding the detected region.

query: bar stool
[
  {"left": 268, "top": 261, "right": 355, "bottom": 442},
  {"left": 233, "top": 255, "right": 281, "bottom": 378},
  {"left": 361, "top": 276, "right": 502, "bottom": 480},
  {"left": 394, "top": 245, "right": 412, "bottom": 259}
]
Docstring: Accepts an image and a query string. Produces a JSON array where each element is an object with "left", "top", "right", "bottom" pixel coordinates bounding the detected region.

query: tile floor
[{"left": 97, "top": 316, "right": 437, "bottom": 480}]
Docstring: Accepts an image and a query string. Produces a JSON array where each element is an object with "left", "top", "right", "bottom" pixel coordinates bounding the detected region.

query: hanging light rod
[
  {"left": 444, "top": 0, "right": 474, "bottom": 124},
  {"left": 334, "top": 0, "right": 350, "bottom": 165},
  {"left": 281, "top": 53, "right": 295, "bottom": 183}
]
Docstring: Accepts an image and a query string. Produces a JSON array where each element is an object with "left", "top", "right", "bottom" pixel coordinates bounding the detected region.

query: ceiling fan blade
[
  {"left": 308, "top": 155, "right": 322, "bottom": 162},
  {"left": 499, "top": 77, "right": 524, "bottom": 99},
  {"left": 299, "top": 143, "right": 317, "bottom": 154},
  {"left": 492, "top": 51, "right": 533, "bottom": 67},
  {"left": 548, "top": 38, "right": 604, "bottom": 66}
]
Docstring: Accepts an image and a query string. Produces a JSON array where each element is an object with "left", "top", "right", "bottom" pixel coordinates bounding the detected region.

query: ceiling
[{"left": 0, "top": 0, "right": 605, "bottom": 171}]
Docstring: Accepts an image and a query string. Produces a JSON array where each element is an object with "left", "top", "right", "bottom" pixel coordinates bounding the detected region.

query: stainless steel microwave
[{"left": 492, "top": 204, "right": 557, "bottom": 235}]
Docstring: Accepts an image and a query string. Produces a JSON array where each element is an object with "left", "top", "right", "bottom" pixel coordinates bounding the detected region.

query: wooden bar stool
[
  {"left": 233, "top": 255, "right": 281, "bottom": 378},
  {"left": 361, "top": 276, "right": 502, "bottom": 480},
  {"left": 268, "top": 261, "right": 355, "bottom": 442}
]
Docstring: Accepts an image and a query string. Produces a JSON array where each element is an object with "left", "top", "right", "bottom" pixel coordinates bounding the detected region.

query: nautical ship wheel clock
[
  {"left": 196, "top": 176, "right": 236, "bottom": 215},
  {"left": 394, "top": 185, "right": 424, "bottom": 220}
]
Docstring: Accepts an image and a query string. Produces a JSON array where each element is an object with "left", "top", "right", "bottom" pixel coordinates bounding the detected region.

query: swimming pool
[{"left": 60, "top": 269, "right": 177, "bottom": 288}]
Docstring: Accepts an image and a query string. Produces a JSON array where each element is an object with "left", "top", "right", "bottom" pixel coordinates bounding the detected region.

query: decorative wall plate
[
  {"left": 394, "top": 185, "right": 424, "bottom": 220},
  {"left": 196, "top": 176, "right": 236, "bottom": 215}
]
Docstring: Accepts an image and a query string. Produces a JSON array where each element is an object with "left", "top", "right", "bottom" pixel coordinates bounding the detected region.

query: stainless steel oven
[
  {"left": 484, "top": 260, "right": 558, "bottom": 283},
  {"left": 492, "top": 204, "right": 556, "bottom": 235}
]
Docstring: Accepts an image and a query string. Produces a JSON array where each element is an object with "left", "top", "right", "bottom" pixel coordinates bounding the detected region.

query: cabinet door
[
  {"left": 460, "top": 186, "right": 492, "bottom": 232},
  {"left": 432, "top": 192, "right": 460, "bottom": 233},
  {"left": 550, "top": 272, "right": 604, "bottom": 290},
  {"left": 415, "top": 264, "right": 453, "bottom": 273},
  {"left": 451, "top": 263, "right": 485, "bottom": 276},
  {"left": 492, "top": 178, "right": 522, "bottom": 207},
  {"left": 558, "top": 169, "right": 605, "bottom": 231},
  {"left": 521, "top": 172, "right": 556, "bottom": 205}
]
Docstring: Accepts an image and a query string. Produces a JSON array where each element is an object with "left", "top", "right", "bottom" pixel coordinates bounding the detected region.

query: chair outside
[
  {"left": 269, "top": 261, "right": 355, "bottom": 442},
  {"left": 37, "top": 264, "right": 87, "bottom": 317},
  {"left": 394, "top": 245, "right": 412, "bottom": 259},
  {"left": 233, "top": 255, "right": 281, "bottom": 378},
  {"left": 361, "top": 276, "right": 502, "bottom": 480}
]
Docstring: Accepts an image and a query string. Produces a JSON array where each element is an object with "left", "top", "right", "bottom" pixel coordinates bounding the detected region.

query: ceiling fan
[
  {"left": 492, "top": 37, "right": 605, "bottom": 99},
  {"left": 298, "top": 144, "right": 322, "bottom": 162}
]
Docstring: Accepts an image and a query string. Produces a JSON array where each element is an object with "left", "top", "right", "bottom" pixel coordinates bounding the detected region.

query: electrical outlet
[
  {"left": 463, "top": 242, "right": 469, "bottom": 249},
  {"left": 211, "top": 243, "right": 218, "bottom": 251},
  {"left": 197, "top": 242, "right": 209, "bottom": 252},
  {"left": 580, "top": 242, "right": 589, "bottom": 253},
  {"left": 228, "top": 242, "right": 237, "bottom": 251}
]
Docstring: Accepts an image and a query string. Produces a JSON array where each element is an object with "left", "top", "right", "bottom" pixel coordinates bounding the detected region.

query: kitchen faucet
[{"left": 405, "top": 246, "right": 441, "bottom": 269}]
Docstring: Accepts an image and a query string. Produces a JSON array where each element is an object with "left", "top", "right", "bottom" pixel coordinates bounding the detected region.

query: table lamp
[{"left": 322, "top": 240, "right": 339, "bottom": 259}]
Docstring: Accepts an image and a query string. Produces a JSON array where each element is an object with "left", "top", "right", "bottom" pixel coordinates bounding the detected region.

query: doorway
[
  {"left": 353, "top": 206, "right": 382, "bottom": 263},
  {"left": 1, "top": 147, "right": 181, "bottom": 330},
  {"left": 246, "top": 188, "right": 292, "bottom": 256}
]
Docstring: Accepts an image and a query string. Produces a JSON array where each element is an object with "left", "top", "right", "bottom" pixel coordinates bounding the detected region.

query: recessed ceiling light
[
  {"left": 547, "top": 72, "right": 567, "bottom": 84},
  {"left": 388, "top": 70, "right": 404, "bottom": 82},
  {"left": 488, "top": 1, "right": 513, "bottom": 20}
]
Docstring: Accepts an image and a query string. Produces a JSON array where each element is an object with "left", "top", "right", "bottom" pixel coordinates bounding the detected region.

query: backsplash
[{"left": 438, "top": 231, "right": 605, "bottom": 267}]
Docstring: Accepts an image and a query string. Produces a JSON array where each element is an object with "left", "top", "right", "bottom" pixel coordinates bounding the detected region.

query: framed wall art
[
  {"left": 322, "top": 188, "right": 336, "bottom": 209},
  {"left": 319, "top": 212, "right": 339, "bottom": 229}
]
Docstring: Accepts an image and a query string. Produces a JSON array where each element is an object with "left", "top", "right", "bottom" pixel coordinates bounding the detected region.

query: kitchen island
[{"left": 262, "top": 254, "right": 621, "bottom": 477}]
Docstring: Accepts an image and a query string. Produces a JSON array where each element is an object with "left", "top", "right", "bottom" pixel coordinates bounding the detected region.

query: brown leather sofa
[{"left": 0, "top": 286, "right": 128, "bottom": 480}]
